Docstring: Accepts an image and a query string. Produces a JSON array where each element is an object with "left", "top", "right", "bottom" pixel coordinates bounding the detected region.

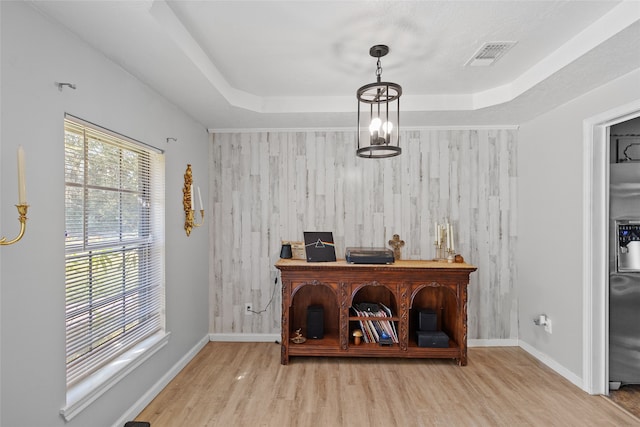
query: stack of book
[{"left": 352, "top": 303, "right": 398, "bottom": 344}]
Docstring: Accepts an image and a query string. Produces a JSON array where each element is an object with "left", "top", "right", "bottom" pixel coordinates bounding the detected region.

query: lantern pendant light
[{"left": 356, "top": 45, "right": 402, "bottom": 158}]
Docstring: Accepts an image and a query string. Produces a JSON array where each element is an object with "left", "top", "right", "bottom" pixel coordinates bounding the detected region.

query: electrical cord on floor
[{"left": 247, "top": 275, "right": 279, "bottom": 315}]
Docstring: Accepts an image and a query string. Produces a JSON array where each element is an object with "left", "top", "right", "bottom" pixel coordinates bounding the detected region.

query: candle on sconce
[
  {"left": 197, "top": 186, "right": 203, "bottom": 211},
  {"left": 434, "top": 222, "right": 438, "bottom": 245},
  {"left": 17, "top": 146, "right": 26, "bottom": 205}
]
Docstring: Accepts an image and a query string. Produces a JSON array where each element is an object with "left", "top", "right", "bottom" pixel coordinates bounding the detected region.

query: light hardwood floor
[{"left": 136, "top": 342, "right": 638, "bottom": 426}]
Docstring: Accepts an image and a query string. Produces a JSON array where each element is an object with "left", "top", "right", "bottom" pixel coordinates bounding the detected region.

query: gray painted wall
[
  {"left": 209, "top": 129, "right": 518, "bottom": 340},
  {"left": 518, "top": 68, "right": 640, "bottom": 380},
  {"left": 1, "top": 2, "right": 209, "bottom": 426}
]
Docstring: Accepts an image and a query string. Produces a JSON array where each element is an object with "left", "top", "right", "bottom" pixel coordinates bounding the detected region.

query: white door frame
[{"left": 583, "top": 100, "right": 640, "bottom": 395}]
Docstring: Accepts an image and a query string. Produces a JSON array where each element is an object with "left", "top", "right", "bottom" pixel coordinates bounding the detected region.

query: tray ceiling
[{"left": 30, "top": 0, "right": 640, "bottom": 130}]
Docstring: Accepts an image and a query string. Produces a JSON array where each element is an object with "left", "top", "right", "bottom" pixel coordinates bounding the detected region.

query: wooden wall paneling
[
  {"left": 468, "top": 130, "right": 489, "bottom": 338},
  {"left": 210, "top": 129, "right": 517, "bottom": 338},
  {"left": 209, "top": 140, "right": 221, "bottom": 333}
]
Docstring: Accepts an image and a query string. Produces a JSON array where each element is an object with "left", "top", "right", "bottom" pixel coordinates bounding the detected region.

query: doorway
[{"left": 584, "top": 100, "right": 640, "bottom": 396}]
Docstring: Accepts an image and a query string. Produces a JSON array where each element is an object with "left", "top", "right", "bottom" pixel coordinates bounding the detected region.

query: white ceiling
[{"left": 30, "top": 0, "right": 640, "bottom": 131}]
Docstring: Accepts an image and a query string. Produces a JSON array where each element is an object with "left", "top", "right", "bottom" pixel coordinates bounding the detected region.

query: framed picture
[{"left": 303, "top": 231, "right": 336, "bottom": 262}]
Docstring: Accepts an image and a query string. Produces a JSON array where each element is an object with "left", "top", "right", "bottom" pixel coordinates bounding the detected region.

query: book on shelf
[
  {"left": 379, "top": 303, "right": 399, "bottom": 343},
  {"left": 352, "top": 303, "right": 398, "bottom": 344},
  {"left": 361, "top": 309, "right": 378, "bottom": 343},
  {"left": 352, "top": 306, "right": 373, "bottom": 343},
  {"left": 361, "top": 319, "right": 372, "bottom": 343}
]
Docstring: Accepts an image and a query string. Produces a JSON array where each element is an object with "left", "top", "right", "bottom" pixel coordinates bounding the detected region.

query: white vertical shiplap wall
[{"left": 209, "top": 128, "right": 517, "bottom": 340}]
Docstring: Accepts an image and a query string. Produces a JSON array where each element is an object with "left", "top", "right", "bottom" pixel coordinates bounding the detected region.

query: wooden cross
[{"left": 388, "top": 234, "right": 405, "bottom": 260}]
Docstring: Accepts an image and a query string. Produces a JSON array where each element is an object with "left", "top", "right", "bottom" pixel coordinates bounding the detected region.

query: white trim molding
[
  {"left": 209, "top": 333, "right": 281, "bottom": 343},
  {"left": 519, "top": 340, "right": 584, "bottom": 390},
  {"left": 468, "top": 339, "right": 518, "bottom": 347},
  {"left": 208, "top": 125, "right": 520, "bottom": 134}
]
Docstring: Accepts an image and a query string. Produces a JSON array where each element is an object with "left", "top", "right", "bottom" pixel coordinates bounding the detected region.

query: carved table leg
[
  {"left": 280, "top": 279, "right": 290, "bottom": 365},
  {"left": 458, "top": 284, "right": 468, "bottom": 366}
]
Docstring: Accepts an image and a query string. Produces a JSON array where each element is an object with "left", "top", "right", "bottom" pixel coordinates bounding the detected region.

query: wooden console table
[{"left": 275, "top": 259, "right": 477, "bottom": 365}]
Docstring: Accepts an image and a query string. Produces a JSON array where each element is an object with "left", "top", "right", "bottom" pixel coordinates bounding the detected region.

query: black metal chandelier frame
[{"left": 356, "top": 45, "right": 402, "bottom": 159}]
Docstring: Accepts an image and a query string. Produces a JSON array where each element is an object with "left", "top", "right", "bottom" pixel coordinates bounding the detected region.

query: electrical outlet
[
  {"left": 544, "top": 318, "right": 552, "bottom": 334},
  {"left": 244, "top": 303, "right": 253, "bottom": 315}
]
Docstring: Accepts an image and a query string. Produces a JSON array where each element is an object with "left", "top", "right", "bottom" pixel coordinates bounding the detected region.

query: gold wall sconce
[
  {"left": 1, "top": 146, "right": 29, "bottom": 246},
  {"left": 183, "top": 164, "right": 204, "bottom": 236}
]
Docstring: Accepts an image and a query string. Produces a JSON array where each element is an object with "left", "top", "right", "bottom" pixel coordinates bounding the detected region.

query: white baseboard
[
  {"left": 469, "top": 338, "right": 518, "bottom": 347},
  {"left": 470, "top": 339, "right": 584, "bottom": 391},
  {"left": 209, "top": 332, "right": 280, "bottom": 342},
  {"left": 519, "top": 339, "right": 583, "bottom": 390},
  {"left": 113, "top": 334, "right": 210, "bottom": 427}
]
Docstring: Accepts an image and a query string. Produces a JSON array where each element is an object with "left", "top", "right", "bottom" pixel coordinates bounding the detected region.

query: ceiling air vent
[{"left": 465, "top": 41, "right": 516, "bottom": 67}]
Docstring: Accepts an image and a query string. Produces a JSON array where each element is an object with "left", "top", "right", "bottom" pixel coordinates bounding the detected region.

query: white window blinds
[{"left": 64, "top": 116, "right": 165, "bottom": 387}]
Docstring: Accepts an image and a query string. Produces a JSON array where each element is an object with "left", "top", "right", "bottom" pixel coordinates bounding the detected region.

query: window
[{"left": 64, "top": 116, "right": 165, "bottom": 388}]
